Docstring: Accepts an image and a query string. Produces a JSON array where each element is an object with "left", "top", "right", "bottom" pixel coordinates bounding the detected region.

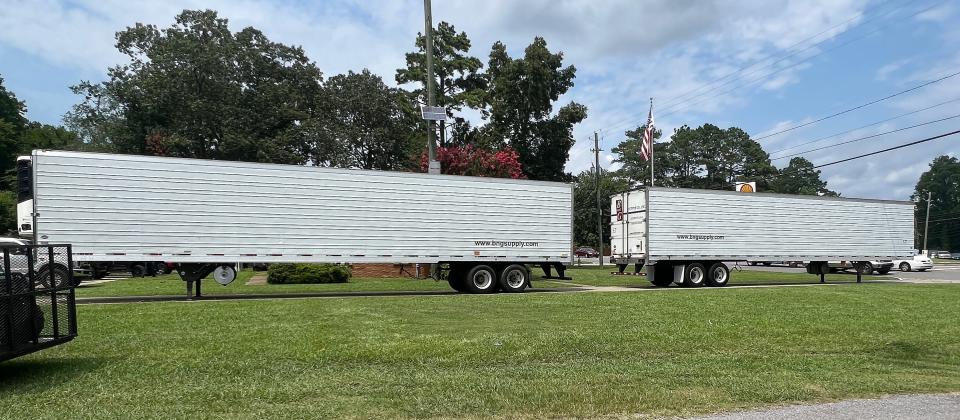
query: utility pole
[
  {"left": 923, "top": 191, "right": 932, "bottom": 255},
  {"left": 423, "top": 0, "right": 439, "bottom": 174},
  {"left": 593, "top": 132, "right": 604, "bottom": 268}
]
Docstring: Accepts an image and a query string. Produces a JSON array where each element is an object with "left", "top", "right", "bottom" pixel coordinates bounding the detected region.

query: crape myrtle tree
[{"left": 420, "top": 145, "right": 525, "bottom": 179}]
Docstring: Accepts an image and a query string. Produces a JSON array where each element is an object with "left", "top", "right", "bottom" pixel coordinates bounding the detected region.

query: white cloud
[
  {"left": 875, "top": 59, "right": 908, "bottom": 81},
  {"left": 7, "top": 0, "right": 949, "bottom": 201}
]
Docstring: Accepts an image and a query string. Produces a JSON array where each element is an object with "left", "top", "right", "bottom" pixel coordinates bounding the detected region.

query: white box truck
[
  {"left": 610, "top": 188, "right": 915, "bottom": 287},
  {"left": 17, "top": 150, "right": 574, "bottom": 295}
]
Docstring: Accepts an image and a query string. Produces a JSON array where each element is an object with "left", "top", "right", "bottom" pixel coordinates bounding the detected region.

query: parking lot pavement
[
  {"left": 694, "top": 393, "right": 960, "bottom": 420},
  {"left": 737, "top": 263, "right": 960, "bottom": 283}
]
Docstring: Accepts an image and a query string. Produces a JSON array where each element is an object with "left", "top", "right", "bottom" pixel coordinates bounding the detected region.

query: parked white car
[{"left": 893, "top": 255, "right": 933, "bottom": 272}]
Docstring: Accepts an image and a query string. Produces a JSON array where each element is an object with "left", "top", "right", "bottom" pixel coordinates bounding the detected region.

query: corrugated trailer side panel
[
  {"left": 32, "top": 151, "right": 573, "bottom": 263},
  {"left": 646, "top": 188, "right": 914, "bottom": 261}
]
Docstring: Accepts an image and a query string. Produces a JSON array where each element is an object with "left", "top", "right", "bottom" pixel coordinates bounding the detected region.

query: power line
[
  {"left": 769, "top": 96, "right": 960, "bottom": 155},
  {"left": 656, "top": 4, "right": 941, "bottom": 124},
  {"left": 655, "top": 1, "right": 921, "bottom": 121},
  {"left": 598, "top": 0, "right": 913, "bottom": 136},
  {"left": 772, "top": 113, "right": 960, "bottom": 160},
  {"left": 755, "top": 69, "right": 960, "bottom": 141},
  {"left": 814, "top": 129, "right": 960, "bottom": 168},
  {"left": 645, "top": 1, "right": 898, "bottom": 112}
]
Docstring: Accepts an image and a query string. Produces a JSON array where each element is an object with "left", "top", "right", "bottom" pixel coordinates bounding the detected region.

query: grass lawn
[
  {"left": 934, "top": 258, "right": 960, "bottom": 265},
  {"left": 2, "top": 283, "right": 959, "bottom": 418}
]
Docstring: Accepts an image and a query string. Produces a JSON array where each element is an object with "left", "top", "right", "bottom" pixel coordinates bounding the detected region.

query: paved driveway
[{"left": 694, "top": 393, "right": 960, "bottom": 420}]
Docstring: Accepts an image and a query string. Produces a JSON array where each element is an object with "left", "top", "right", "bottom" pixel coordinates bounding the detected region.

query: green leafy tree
[
  {"left": 611, "top": 124, "right": 664, "bottom": 188},
  {"left": 396, "top": 21, "right": 485, "bottom": 147},
  {"left": 0, "top": 76, "right": 27, "bottom": 182},
  {"left": 0, "top": 190, "right": 15, "bottom": 235},
  {"left": 769, "top": 157, "right": 838, "bottom": 196},
  {"left": 319, "top": 70, "right": 422, "bottom": 170},
  {"left": 613, "top": 123, "right": 786, "bottom": 192},
  {"left": 484, "top": 38, "right": 586, "bottom": 181},
  {"left": 913, "top": 155, "right": 960, "bottom": 251},
  {"left": 67, "top": 9, "right": 324, "bottom": 164},
  {"left": 573, "top": 168, "right": 629, "bottom": 249}
]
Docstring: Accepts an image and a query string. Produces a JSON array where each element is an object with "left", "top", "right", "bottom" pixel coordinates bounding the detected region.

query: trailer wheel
[
  {"left": 498, "top": 264, "right": 529, "bottom": 293},
  {"left": 649, "top": 264, "right": 673, "bottom": 287},
  {"left": 38, "top": 265, "right": 70, "bottom": 289},
  {"left": 131, "top": 264, "right": 146, "bottom": 278},
  {"left": 463, "top": 264, "right": 498, "bottom": 294},
  {"left": 706, "top": 262, "right": 730, "bottom": 287},
  {"left": 682, "top": 263, "right": 706, "bottom": 287},
  {"left": 213, "top": 265, "right": 237, "bottom": 285},
  {"left": 447, "top": 266, "right": 466, "bottom": 292}
]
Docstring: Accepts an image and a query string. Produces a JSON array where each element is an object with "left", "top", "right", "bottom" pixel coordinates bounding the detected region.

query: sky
[{"left": 0, "top": 0, "right": 957, "bottom": 201}]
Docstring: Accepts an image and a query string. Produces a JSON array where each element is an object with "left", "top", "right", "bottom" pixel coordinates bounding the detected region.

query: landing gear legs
[{"left": 176, "top": 263, "right": 218, "bottom": 299}]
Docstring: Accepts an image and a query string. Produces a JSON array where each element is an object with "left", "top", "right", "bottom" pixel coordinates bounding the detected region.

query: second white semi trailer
[
  {"left": 18, "top": 150, "right": 574, "bottom": 296},
  {"left": 610, "top": 188, "right": 915, "bottom": 286}
]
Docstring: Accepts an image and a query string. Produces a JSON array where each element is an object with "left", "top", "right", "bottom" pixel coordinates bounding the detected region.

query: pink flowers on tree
[{"left": 421, "top": 145, "right": 526, "bottom": 179}]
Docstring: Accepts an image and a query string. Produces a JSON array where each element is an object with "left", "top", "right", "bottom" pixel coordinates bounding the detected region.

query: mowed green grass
[
  {"left": 77, "top": 265, "right": 867, "bottom": 298},
  {"left": 3, "top": 283, "right": 959, "bottom": 418}
]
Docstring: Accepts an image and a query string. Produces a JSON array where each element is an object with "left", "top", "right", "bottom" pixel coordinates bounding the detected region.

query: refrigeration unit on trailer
[
  {"left": 610, "top": 187, "right": 915, "bottom": 287},
  {"left": 19, "top": 150, "right": 573, "bottom": 296}
]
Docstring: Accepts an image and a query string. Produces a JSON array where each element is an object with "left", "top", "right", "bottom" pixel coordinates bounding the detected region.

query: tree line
[{"left": 0, "top": 8, "right": 954, "bottom": 252}]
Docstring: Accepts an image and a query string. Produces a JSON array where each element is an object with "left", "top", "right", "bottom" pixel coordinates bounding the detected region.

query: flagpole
[{"left": 649, "top": 97, "right": 654, "bottom": 188}]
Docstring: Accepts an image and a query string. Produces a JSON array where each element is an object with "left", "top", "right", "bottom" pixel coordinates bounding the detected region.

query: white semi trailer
[
  {"left": 18, "top": 150, "right": 574, "bottom": 295},
  {"left": 610, "top": 188, "right": 915, "bottom": 286}
]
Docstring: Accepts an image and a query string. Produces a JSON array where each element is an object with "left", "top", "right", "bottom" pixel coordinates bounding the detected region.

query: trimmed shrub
[{"left": 267, "top": 263, "right": 351, "bottom": 284}]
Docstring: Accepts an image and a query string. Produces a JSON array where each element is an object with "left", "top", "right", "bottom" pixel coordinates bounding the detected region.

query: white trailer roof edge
[
  {"left": 612, "top": 186, "right": 913, "bottom": 206},
  {"left": 32, "top": 149, "right": 572, "bottom": 188}
]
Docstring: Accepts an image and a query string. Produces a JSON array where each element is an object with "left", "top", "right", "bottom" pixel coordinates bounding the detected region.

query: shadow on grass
[{"left": 0, "top": 356, "right": 109, "bottom": 391}]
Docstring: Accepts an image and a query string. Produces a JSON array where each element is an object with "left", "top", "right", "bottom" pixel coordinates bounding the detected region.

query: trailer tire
[
  {"left": 682, "top": 263, "right": 706, "bottom": 287},
  {"left": 649, "top": 264, "right": 673, "bottom": 287},
  {"left": 856, "top": 262, "right": 874, "bottom": 275},
  {"left": 463, "top": 264, "right": 498, "bottom": 294},
  {"left": 447, "top": 266, "right": 466, "bottom": 292},
  {"left": 131, "top": 264, "right": 146, "bottom": 278},
  {"left": 38, "top": 265, "right": 70, "bottom": 289},
  {"left": 498, "top": 264, "right": 529, "bottom": 293},
  {"left": 706, "top": 262, "right": 730, "bottom": 287}
]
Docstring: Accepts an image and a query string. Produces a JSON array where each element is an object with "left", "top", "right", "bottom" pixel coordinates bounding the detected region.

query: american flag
[{"left": 640, "top": 102, "right": 654, "bottom": 161}]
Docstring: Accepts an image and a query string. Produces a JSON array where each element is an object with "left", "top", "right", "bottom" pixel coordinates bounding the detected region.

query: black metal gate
[{"left": 1, "top": 244, "right": 77, "bottom": 362}]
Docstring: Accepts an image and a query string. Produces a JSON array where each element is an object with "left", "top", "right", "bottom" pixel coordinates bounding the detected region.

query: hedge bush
[{"left": 266, "top": 263, "right": 351, "bottom": 284}]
